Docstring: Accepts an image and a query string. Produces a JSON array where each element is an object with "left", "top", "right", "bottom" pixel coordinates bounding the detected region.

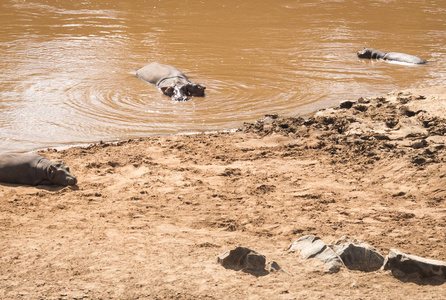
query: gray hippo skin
[
  {"left": 136, "top": 62, "right": 206, "bottom": 101},
  {"left": 0, "top": 153, "right": 77, "bottom": 186},
  {"left": 357, "top": 48, "right": 427, "bottom": 64}
]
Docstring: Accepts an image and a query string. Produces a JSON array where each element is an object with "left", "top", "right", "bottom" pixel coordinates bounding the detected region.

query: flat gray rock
[
  {"left": 382, "top": 249, "right": 446, "bottom": 278},
  {"left": 289, "top": 235, "right": 343, "bottom": 273},
  {"left": 330, "top": 236, "right": 384, "bottom": 272}
]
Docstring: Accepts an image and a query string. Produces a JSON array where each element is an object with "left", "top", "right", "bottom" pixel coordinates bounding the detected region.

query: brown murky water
[{"left": 1, "top": 0, "right": 445, "bottom": 152}]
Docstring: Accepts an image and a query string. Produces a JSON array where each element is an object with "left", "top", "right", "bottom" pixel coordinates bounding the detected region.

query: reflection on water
[{"left": 0, "top": 0, "right": 445, "bottom": 152}]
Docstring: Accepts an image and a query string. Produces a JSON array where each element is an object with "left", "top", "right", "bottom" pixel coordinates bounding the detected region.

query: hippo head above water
[
  {"left": 49, "top": 163, "right": 77, "bottom": 186},
  {"left": 357, "top": 48, "right": 374, "bottom": 59},
  {"left": 136, "top": 62, "right": 206, "bottom": 102},
  {"left": 160, "top": 83, "right": 206, "bottom": 102}
]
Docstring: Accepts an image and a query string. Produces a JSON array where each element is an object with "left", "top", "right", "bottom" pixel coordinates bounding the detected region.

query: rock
[
  {"left": 411, "top": 139, "right": 428, "bottom": 149},
  {"left": 264, "top": 114, "right": 279, "bottom": 120},
  {"left": 244, "top": 251, "right": 266, "bottom": 272},
  {"left": 357, "top": 97, "right": 370, "bottom": 104},
  {"left": 330, "top": 236, "right": 384, "bottom": 272},
  {"left": 385, "top": 117, "right": 399, "bottom": 128},
  {"left": 340, "top": 101, "right": 355, "bottom": 109},
  {"left": 217, "top": 247, "right": 266, "bottom": 272},
  {"left": 374, "top": 133, "right": 391, "bottom": 141},
  {"left": 412, "top": 156, "right": 427, "bottom": 165},
  {"left": 289, "top": 235, "right": 343, "bottom": 273},
  {"left": 382, "top": 249, "right": 446, "bottom": 278},
  {"left": 266, "top": 261, "right": 285, "bottom": 273},
  {"left": 289, "top": 235, "right": 326, "bottom": 258},
  {"left": 399, "top": 106, "right": 417, "bottom": 117},
  {"left": 218, "top": 247, "right": 251, "bottom": 269},
  {"left": 353, "top": 104, "right": 369, "bottom": 112}
]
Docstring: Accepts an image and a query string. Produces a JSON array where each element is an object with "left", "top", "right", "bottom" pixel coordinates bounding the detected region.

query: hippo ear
[{"left": 49, "top": 165, "right": 57, "bottom": 176}]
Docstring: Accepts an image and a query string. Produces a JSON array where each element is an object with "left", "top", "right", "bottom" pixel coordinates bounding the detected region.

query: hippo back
[{"left": 0, "top": 153, "right": 39, "bottom": 185}]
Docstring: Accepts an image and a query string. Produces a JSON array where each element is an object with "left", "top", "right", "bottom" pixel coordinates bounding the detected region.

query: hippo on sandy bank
[
  {"left": 0, "top": 153, "right": 77, "bottom": 186},
  {"left": 357, "top": 48, "right": 428, "bottom": 65},
  {"left": 136, "top": 62, "right": 206, "bottom": 102}
]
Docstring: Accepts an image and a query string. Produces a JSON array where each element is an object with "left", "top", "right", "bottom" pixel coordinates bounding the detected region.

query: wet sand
[{"left": 1, "top": 87, "right": 445, "bottom": 299}]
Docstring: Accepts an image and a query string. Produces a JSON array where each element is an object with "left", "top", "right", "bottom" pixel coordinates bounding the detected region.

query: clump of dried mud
[{"left": 243, "top": 91, "right": 446, "bottom": 167}]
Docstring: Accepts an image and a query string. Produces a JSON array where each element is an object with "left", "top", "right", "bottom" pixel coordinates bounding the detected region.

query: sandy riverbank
[{"left": 1, "top": 87, "right": 445, "bottom": 299}]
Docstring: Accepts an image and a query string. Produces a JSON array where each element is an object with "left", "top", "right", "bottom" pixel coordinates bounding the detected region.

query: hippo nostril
[{"left": 68, "top": 177, "right": 77, "bottom": 185}]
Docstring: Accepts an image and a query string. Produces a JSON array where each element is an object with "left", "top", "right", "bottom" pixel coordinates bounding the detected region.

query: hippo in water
[
  {"left": 136, "top": 62, "right": 206, "bottom": 101},
  {"left": 0, "top": 153, "right": 77, "bottom": 186},
  {"left": 357, "top": 48, "right": 427, "bottom": 65}
]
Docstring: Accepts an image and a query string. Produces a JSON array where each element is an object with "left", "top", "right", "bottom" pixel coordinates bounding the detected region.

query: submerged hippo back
[
  {"left": 383, "top": 52, "right": 428, "bottom": 64},
  {"left": 136, "top": 62, "right": 187, "bottom": 85}
]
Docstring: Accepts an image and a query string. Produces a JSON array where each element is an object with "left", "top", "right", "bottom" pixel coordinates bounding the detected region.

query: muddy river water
[{"left": 1, "top": 0, "right": 445, "bottom": 152}]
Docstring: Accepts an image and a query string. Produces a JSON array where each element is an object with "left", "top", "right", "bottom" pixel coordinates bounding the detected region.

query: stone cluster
[{"left": 218, "top": 235, "right": 446, "bottom": 281}]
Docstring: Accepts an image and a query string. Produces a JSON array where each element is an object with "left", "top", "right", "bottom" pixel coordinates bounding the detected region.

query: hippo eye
[
  {"left": 66, "top": 167, "right": 70, "bottom": 172},
  {"left": 161, "top": 87, "right": 174, "bottom": 96}
]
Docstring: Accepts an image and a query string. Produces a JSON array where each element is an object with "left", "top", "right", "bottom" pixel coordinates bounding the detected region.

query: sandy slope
[{"left": 1, "top": 87, "right": 445, "bottom": 299}]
